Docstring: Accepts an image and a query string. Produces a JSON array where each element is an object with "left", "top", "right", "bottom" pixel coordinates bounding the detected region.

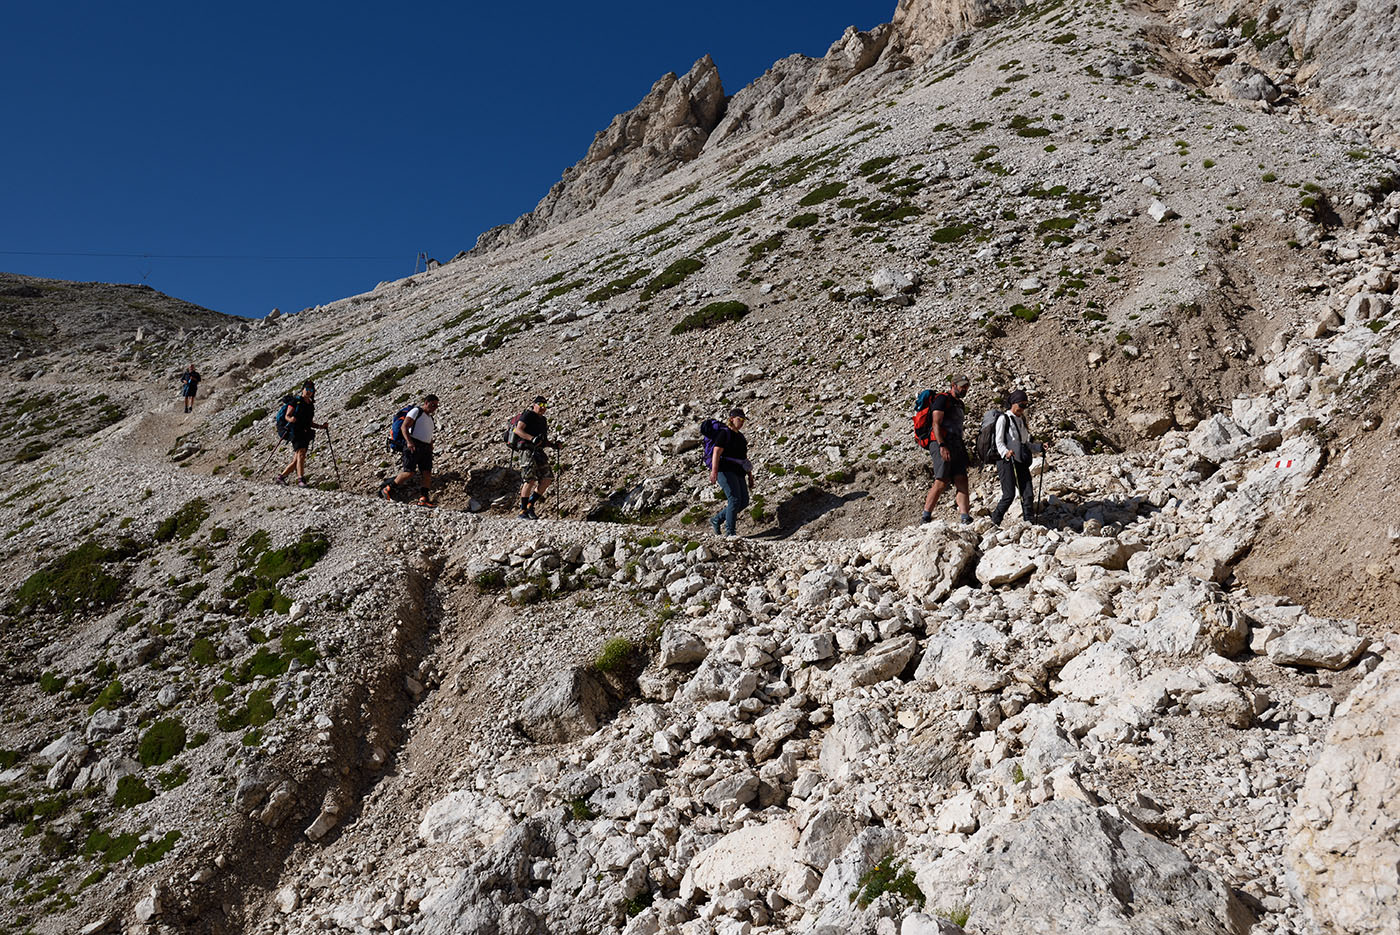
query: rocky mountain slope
[{"left": 1, "top": 1, "right": 1398, "bottom": 934}]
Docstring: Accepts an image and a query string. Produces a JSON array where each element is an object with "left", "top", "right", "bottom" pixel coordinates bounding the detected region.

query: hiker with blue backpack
[
  {"left": 702, "top": 408, "right": 753, "bottom": 536},
  {"left": 510, "top": 396, "right": 561, "bottom": 520},
  {"left": 379, "top": 394, "right": 440, "bottom": 508},
  {"left": 914, "top": 375, "right": 974, "bottom": 525},
  {"left": 275, "top": 382, "right": 329, "bottom": 488},
  {"left": 988, "top": 389, "right": 1044, "bottom": 526},
  {"left": 179, "top": 363, "right": 201, "bottom": 413}
]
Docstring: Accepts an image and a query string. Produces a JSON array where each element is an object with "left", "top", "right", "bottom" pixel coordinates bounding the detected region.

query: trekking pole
[
  {"left": 1036, "top": 444, "right": 1048, "bottom": 518},
  {"left": 323, "top": 427, "right": 343, "bottom": 489},
  {"left": 259, "top": 435, "right": 288, "bottom": 475}
]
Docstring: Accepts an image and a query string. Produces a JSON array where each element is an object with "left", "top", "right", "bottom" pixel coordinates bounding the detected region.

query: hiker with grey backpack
[
  {"left": 987, "top": 389, "right": 1045, "bottom": 525},
  {"left": 701, "top": 408, "right": 753, "bottom": 537}
]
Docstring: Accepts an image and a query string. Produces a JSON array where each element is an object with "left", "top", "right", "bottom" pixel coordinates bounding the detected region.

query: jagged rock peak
[{"left": 470, "top": 55, "right": 725, "bottom": 255}]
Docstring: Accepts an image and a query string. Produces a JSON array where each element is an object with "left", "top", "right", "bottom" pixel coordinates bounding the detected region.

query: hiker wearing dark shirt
[
  {"left": 921, "top": 375, "right": 973, "bottom": 525},
  {"left": 990, "top": 389, "right": 1044, "bottom": 525},
  {"left": 512, "top": 396, "right": 561, "bottom": 520},
  {"left": 180, "top": 364, "right": 201, "bottom": 413},
  {"left": 276, "top": 382, "right": 328, "bottom": 488},
  {"left": 708, "top": 408, "right": 754, "bottom": 537}
]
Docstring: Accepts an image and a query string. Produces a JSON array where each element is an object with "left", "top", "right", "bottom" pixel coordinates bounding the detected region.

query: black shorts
[
  {"left": 401, "top": 442, "right": 433, "bottom": 474},
  {"left": 181, "top": 386, "right": 197, "bottom": 398},
  {"left": 929, "top": 439, "right": 969, "bottom": 481},
  {"left": 291, "top": 428, "right": 315, "bottom": 452}
]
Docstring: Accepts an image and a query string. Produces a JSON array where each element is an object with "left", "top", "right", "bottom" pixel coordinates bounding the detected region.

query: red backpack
[{"left": 913, "top": 389, "right": 954, "bottom": 449}]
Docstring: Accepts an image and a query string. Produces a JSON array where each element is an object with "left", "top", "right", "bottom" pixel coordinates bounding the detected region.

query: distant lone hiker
[
  {"left": 380, "top": 394, "right": 440, "bottom": 508},
  {"left": 512, "top": 396, "right": 561, "bottom": 520},
  {"left": 276, "top": 382, "right": 329, "bottom": 488},
  {"left": 704, "top": 408, "right": 753, "bottom": 537},
  {"left": 180, "top": 363, "right": 201, "bottom": 413},
  {"left": 920, "top": 375, "right": 973, "bottom": 525},
  {"left": 989, "top": 389, "right": 1044, "bottom": 526}
]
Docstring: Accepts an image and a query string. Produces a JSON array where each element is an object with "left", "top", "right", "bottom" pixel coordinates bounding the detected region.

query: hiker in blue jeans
[{"left": 708, "top": 408, "right": 754, "bottom": 536}]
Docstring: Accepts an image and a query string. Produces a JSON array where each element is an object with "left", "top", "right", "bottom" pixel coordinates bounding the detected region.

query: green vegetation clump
[
  {"left": 855, "top": 200, "right": 922, "bottom": 224},
  {"left": 39, "top": 671, "right": 68, "bottom": 694},
  {"left": 748, "top": 233, "right": 784, "bottom": 258},
  {"left": 931, "top": 223, "right": 974, "bottom": 243},
  {"left": 217, "top": 687, "right": 275, "bottom": 732},
  {"left": 594, "top": 637, "right": 637, "bottom": 674},
  {"left": 568, "top": 797, "right": 596, "bottom": 821},
  {"left": 787, "top": 212, "right": 819, "bottom": 229},
  {"left": 641, "top": 258, "right": 704, "bottom": 300},
  {"left": 222, "top": 529, "right": 330, "bottom": 617},
  {"left": 228, "top": 407, "right": 268, "bottom": 437},
  {"left": 10, "top": 539, "right": 134, "bottom": 618},
  {"left": 112, "top": 775, "right": 155, "bottom": 809},
  {"left": 189, "top": 638, "right": 217, "bottom": 666},
  {"left": 137, "top": 719, "right": 186, "bottom": 767},
  {"left": 852, "top": 858, "right": 925, "bottom": 909},
  {"left": 153, "top": 498, "right": 210, "bottom": 543},
  {"left": 345, "top": 364, "right": 418, "bottom": 409},
  {"left": 800, "top": 181, "right": 846, "bottom": 206},
  {"left": 474, "top": 568, "right": 507, "bottom": 592},
  {"left": 1010, "top": 303, "right": 1040, "bottom": 322},
  {"left": 699, "top": 230, "right": 735, "bottom": 250},
  {"left": 717, "top": 197, "right": 762, "bottom": 221},
  {"left": 542, "top": 278, "right": 587, "bottom": 300},
  {"left": 857, "top": 155, "right": 898, "bottom": 176},
  {"left": 84, "top": 829, "right": 141, "bottom": 864},
  {"left": 87, "top": 679, "right": 124, "bottom": 715},
  {"left": 671, "top": 301, "right": 750, "bottom": 335},
  {"left": 585, "top": 268, "right": 650, "bottom": 303}
]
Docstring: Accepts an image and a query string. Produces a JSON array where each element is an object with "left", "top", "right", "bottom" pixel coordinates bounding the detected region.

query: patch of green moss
[
  {"left": 641, "top": 258, "right": 704, "bottom": 299},
  {"left": 585, "top": 268, "right": 651, "bottom": 303},
  {"left": 228, "top": 407, "right": 268, "bottom": 437},
  {"left": 137, "top": 719, "right": 186, "bottom": 767},
  {"left": 853, "top": 857, "right": 925, "bottom": 909},
  {"left": 787, "top": 212, "right": 820, "bottom": 229},
  {"left": 154, "top": 498, "right": 210, "bottom": 543},
  {"left": 671, "top": 301, "right": 750, "bottom": 336},
  {"left": 593, "top": 637, "right": 637, "bottom": 674},
  {"left": 800, "top": 181, "right": 846, "bottom": 206},
  {"left": 10, "top": 539, "right": 131, "bottom": 618},
  {"left": 112, "top": 775, "right": 155, "bottom": 808},
  {"left": 345, "top": 364, "right": 417, "bottom": 410}
]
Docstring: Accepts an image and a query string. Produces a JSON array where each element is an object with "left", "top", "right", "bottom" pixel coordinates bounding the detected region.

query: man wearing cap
[
  {"left": 380, "top": 394, "right": 440, "bottom": 507},
  {"left": 921, "top": 376, "right": 973, "bottom": 525},
  {"left": 276, "top": 381, "right": 329, "bottom": 488},
  {"left": 990, "top": 389, "right": 1043, "bottom": 525},
  {"left": 708, "top": 408, "right": 754, "bottom": 537},
  {"left": 513, "top": 396, "right": 561, "bottom": 520}
]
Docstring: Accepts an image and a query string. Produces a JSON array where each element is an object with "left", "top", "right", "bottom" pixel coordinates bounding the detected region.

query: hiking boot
[
  {"left": 920, "top": 511, "right": 932, "bottom": 525},
  {"left": 276, "top": 474, "right": 287, "bottom": 486},
  {"left": 415, "top": 497, "right": 435, "bottom": 509},
  {"left": 297, "top": 477, "right": 309, "bottom": 488},
  {"left": 709, "top": 515, "right": 722, "bottom": 535},
  {"left": 518, "top": 509, "right": 536, "bottom": 520},
  {"left": 525, "top": 505, "right": 538, "bottom": 520},
  {"left": 379, "top": 482, "right": 393, "bottom": 501},
  {"left": 959, "top": 513, "right": 973, "bottom": 525}
]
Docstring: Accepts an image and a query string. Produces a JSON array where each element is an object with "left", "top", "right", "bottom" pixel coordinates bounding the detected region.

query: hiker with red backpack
[
  {"left": 989, "top": 389, "right": 1044, "bottom": 526},
  {"left": 511, "top": 396, "right": 561, "bottom": 520},
  {"left": 915, "top": 375, "right": 974, "bottom": 525},
  {"left": 379, "top": 394, "right": 439, "bottom": 507},
  {"left": 702, "top": 408, "right": 754, "bottom": 537},
  {"left": 276, "top": 382, "right": 330, "bottom": 488}
]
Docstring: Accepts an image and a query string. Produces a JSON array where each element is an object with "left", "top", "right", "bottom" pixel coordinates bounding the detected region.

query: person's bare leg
[
  {"left": 954, "top": 476, "right": 971, "bottom": 515},
  {"left": 924, "top": 479, "right": 948, "bottom": 513}
]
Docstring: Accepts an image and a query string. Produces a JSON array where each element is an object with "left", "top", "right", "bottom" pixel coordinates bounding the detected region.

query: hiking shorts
[
  {"left": 181, "top": 385, "right": 197, "bottom": 398},
  {"left": 929, "top": 438, "right": 969, "bottom": 482},
  {"left": 291, "top": 428, "right": 315, "bottom": 452},
  {"left": 521, "top": 448, "right": 554, "bottom": 483},
  {"left": 401, "top": 442, "right": 433, "bottom": 475}
]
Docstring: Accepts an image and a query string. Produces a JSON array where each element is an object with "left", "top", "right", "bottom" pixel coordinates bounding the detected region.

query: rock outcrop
[{"left": 1287, "top": 650, "right": 1400, "bottom": 935}]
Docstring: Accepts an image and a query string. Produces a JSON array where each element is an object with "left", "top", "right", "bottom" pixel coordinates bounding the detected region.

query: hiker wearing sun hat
[
  {"left": 989, "top": 388, "right": 1044, "bottom": 525},
  {"left": 920, "top": 375, "right": 973, "bottom": 525},
  {"left": 276, "top": 381, "right": 329, "bottom": 488}
]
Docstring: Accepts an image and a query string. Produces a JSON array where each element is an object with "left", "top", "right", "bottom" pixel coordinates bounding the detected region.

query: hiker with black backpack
[
  {"left": 511, "top": 396, "right": 561, "bottom": 520},
  {"left": 702, "top": 408, "right": 753, "bottom": 537},
  {"left": 275, "top": 382, "right": 329, "bottom": 488},
  {"left": 988, "top": 389, "right": 1044, "bottom": 526},
  {"left": 916, "top": 375, "right": 974, "bottom": 525},
  {"left": 179, "top": 363, "right": 201, "bottom": 413},
  {"left": 380, "top": 394, "right": 440, "bottom": 508}
]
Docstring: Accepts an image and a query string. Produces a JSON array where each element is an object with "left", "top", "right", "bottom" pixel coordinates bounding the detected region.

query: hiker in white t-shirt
[
  {"left": 380, "top": 394, "right": 439, "bottom": 508},
  {"left": 989, "top": 389, "right": 1044, "bottom": 525}
]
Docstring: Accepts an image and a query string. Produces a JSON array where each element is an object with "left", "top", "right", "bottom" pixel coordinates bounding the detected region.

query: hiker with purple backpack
[{"left": 701, "top": 408, "right": 754, "bottom": 537}]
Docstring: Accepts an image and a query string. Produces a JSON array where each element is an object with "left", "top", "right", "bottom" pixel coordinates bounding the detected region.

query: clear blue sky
[{"left": 0, "top": 0, "right": 894, "bottom": 318}]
